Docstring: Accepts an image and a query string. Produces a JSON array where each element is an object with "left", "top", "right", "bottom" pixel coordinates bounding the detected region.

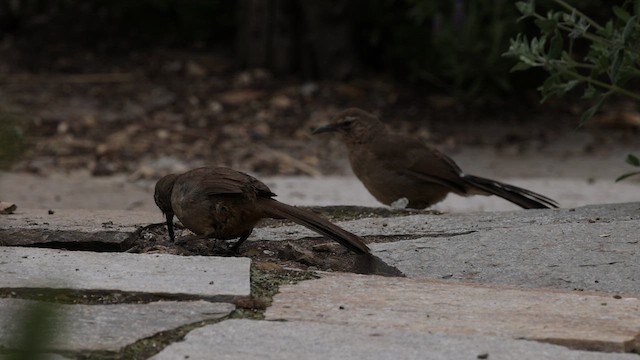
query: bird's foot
[{"left": 390, "top": 197, "right": 409, "bottom": 209}]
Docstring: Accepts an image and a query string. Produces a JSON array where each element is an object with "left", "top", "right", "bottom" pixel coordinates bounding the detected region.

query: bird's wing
[
  {"left": 373, "top": 134, "right": 468, "bottom": 193},
  {"left": 182, "top": 167, "right": 276, "bottom": 198}
]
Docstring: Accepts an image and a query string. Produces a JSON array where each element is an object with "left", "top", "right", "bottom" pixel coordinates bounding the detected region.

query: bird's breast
[
  {"left": 346, "top": 145, "right": 449, "bottom": 208},
  {"left": 171, "top": 183, "right": 261, "bottom": 239}
]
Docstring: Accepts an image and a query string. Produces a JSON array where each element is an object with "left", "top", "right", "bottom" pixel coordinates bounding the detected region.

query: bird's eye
[
  {"left": 340, "top": 120, "right": 353, "bottom": 128},
  {"left": 340, "top": 117, "right": 356, "bottom": 128}
]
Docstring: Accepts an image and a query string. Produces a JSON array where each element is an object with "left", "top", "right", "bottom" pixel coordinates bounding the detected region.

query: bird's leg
[
  {"left": 229, "top": 230, "right": 253, "bottom": 253},
  {"left": 165, "top": 212, "right": 175, "bottom": 242}
]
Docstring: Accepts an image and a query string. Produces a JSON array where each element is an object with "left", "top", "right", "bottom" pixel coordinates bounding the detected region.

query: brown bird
[
  {"left": 154, "top": 166, "right": 369, "bottom": 254},
  {"left": 313, "top": 108, "right": 558, "bottom": 210}
]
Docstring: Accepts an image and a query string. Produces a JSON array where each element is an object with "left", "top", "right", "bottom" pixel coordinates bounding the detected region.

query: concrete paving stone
[
  {"left": 263, "top": 174, "right": 640, "bottom": 212},
  {"left": 266, "top": 273, "right": 640, "bottom": 353},
  {"left": 0, "top": 208, "right": 162, "bottom": 247},
  {"left": 0, "top": 298, "right": 234, "bottom": 353},
  {"left": 2, "top": 203, "right": 637, "bottom": 248},
  {"left": 151, "top": 319, "right": 640, "bottom": 360},
  {"left": 0, "top": 247, "right": 250, "bottom": 299},
  {"left": 376, "top": 201, "right": 639, "bottom": 237},
  {"left": 0, "top": 354, "right": 71, "bottom": 360},
  {"left": 4, "top": 160, "right": 640, "bottom": 213},
  {"left": 251, "top": 202, "right": 640, "bottom": 241},
  {"left": 370, "top": 218, "right": 639, "bottom": 294},
  {"left": 352, "top": 201, "right": 640, "bottom": 238},
  {"left": 0, "top": 171, "right": 155, "bottom": 212}
]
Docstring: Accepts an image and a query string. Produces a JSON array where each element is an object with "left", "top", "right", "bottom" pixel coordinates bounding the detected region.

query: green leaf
[
  {"left": 562, "top": 10, "right": 576, "bottom": 24},
  {"left": 548, "top": 32, "right": 563, "bottom": 59},
  {"left": 583, "top": 84, "right": 598, "bottom": 99},
  {"left": 510, "top": 62, "right": 532, "bottom": 72},
  {"left": 602, "top": 20, "right": 614, "bottom": 37},
  {"left": 622, "top": 15, "right": 638, "bottom": 44},
  {"left": 579, "top": 96, "right": 606, "bottom": 126},
  {"left": 625, "top": 153, "right": 640, "bottom": 166},
  {"left": 530, "top": 36, "right": 546, "bottom": 56},
  {"left": 539, "top": 74, "right": 562, "bottom": 101},
  {"left": 615, "top": 171, "right": 640, "bottom": 182},
  {"left": 613, "top": 6, "right": 631, "bottom": 22},
  {"left": 515, "top": 1, "right": 535, "bottom": 18},
  {"left": 610, "top": 48, "right": 624, "bottom": 82},
  {"left": 535, "top": 18, "right": 558, "bottom": 34}
]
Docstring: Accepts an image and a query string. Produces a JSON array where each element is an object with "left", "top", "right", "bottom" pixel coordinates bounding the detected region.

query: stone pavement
[
  {"left": 3, "top": 169, "right": 640, "bottom": 213},
  {"left": 0, "top": 247, "right": 250, "bottom": 300},
  {"left": 266, "top": 274, "right": 639, "bottom": 353},
  {"left": 152, "top": 319, "right": 638, "bottom": 360},
  {"left": 0, "top": 299, "right": 233, "bottom": 353},
  {"left": 0, "top": 208, "right": 160, "bottom": 248},
  {"left": 0, "top": 202, "right": 638, "bottom": 358}
]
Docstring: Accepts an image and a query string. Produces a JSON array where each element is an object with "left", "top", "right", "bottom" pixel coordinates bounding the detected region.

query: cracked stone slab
[
  {"left": 0, "top": 354, "right": 71, "bottom": 360},
  {"left": 0, "top": 208, "right": 162, "bottom": 248},
  {"left": 0, "top": 298, "right": 233, "bottom": 353},
  {"left": 266, "top": 273, "right": 640, "bottom": 353},
  {"left": 0, "top": 247, "right": 250, "bottom": 299},
  {"left": 151, "top": 319, "right": 639, "bottom": 360},
  {"left": 370, "top": 218, "right": 639, "bottom": 294},
  {"left": 251, "top": 202, "right": 640, "bottom": 242},
  {"left": 354, "top": 201, "right": 640, "bottom": 238}
]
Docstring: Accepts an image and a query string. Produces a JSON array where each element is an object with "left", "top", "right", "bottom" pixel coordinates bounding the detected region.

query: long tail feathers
[
  {"left": 462, "top": 174, "right": 558, "bottom": 209},
  {"left": 257, "top": 199, "right": 370, "bottom": 254}
]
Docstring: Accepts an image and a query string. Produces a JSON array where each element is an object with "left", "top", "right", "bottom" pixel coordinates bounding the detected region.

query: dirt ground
[
  {"left": 1, "top": 48, "right": 639, "bottom": 298},
  {"left": 1, "top": 48, "right": 639, "bottom": 214},
  {"left": 1, "top": 48, "right": 638, "bottom": 176}
]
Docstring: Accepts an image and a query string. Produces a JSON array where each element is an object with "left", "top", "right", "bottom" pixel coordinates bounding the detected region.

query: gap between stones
[
  {"left": 0, "top": 265, "right": 316, "bottom": 360},
  {"left": 0, "top": 206, "right": 493, "bottom": 358}
]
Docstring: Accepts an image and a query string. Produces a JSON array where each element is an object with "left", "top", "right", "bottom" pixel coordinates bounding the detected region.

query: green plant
[
  {"left": 358, "top": 0, "right": 528, "bottom": 101},
  {"left": 616, "top": 154, "right": 640, "bottom": 181},
  {"left": 410, "top": 0, "right": 521, "bottom": 98},
  {"left": 0, "top": 112, "right": 26, "bottom": 169},
  {"left": 504, "top": 0, "right": 640, "bottom": 180},
  {"left": 5, "top": 299, "right": 62, "bottom": 360}
]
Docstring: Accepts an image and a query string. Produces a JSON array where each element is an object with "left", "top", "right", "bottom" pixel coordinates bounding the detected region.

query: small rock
[
  {"left": 57, "top": 121, "right": 69, "bottom": 134},
  {"left": 270, "top": 95, "right": 292, "bottom": 109},
  {"left": 208, "top": 101, "right": 223, "bottom": 114},
  {"left": 218, "top": 89, "right": 266, "bottom": 105},
  {"left": 254, "top": 261, "right": 283, "bottom": 272},
  {"left": 280, "top": 243, "right": 318, "bottom": 267},
  {"left": 156, "top": 129, "right": 170, "bottom": 140},
  {"left": 312, "top": 243, "right": 339, "bottom": 253},
  {"left": 186, "top": 61, "right": 207, "bottom": 77},
  {"left": 0, "top": 202, "right": 17, "bottom": 215},
  {"left": 83, "top": 114, "right": 97, "bottom": 128},
  {"left": 300, "top": 82, "right": 319, "bottom": 97}
]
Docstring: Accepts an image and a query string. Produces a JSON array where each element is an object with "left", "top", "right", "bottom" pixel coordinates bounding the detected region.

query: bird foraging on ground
[
  {"left": 313, "top": 108, "right": 558, "bottom": 210},
  {"left": 154, "top": 166, "right": 369, "bottom": 254}
]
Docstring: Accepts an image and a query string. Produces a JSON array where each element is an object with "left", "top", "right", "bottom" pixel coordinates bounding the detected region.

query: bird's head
[
  {"left": 312, "top": 108, "right": 384, "bottom": 145},
  {"left": 154, "top": 173, "right": 179, "bottom": 215},
  {"left": 154, "top": 173, "right": 180, "bottom": 242}
]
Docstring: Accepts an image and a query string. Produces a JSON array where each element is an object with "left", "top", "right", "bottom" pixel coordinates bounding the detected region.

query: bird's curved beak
[{"left": 312, "top": 123, "right": 339, "bottom": 135}]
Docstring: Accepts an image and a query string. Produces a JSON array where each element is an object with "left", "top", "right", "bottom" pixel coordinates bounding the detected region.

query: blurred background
[{"left": 0, "top": 0, "right": 638, "bottom": 212}]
